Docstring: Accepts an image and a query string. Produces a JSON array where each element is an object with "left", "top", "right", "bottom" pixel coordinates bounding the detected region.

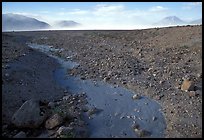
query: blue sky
[{"left": 2, "top": 2, "right": 202, "bottom": 29}]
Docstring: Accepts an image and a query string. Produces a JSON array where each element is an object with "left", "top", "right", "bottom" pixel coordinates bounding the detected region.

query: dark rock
[
  {"left": 13, "top": 131, "right": 26, "bottom": 138},
  {"left": 48, "top": 102, "right": 55, "bottom": 108},
  {"left": 45, "top": 114, "right": 63, "bottom": 129},
  {"left": 12, "top": 99, "right": 47, "bottom": 128},
  {"left": 74, "top": 127, "right": 89, "bottom": 138},
  {"left": 87, "top": 107, "right": 103, "bottom": 116},
  {"left": 57, "top": 126, "right": 73, "bottom": 135},
  {"left": 138, "top": 129, "right": 151, "bottom": 137}
]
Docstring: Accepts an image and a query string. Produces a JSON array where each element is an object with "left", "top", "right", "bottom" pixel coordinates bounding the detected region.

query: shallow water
[{"left": 27, "top": 43, "right": 166, "bottom": 138}]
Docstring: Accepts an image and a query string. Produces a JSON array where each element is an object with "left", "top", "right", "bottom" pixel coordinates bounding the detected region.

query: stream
[{"left": 27, "top": 43, "right": 166, "bottom": 138}]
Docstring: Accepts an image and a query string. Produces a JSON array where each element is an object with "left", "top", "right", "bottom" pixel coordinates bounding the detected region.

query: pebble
[
  {"left": 13, "top": 131, "right": 26, "bottom": 138},
  {"left": 152, "top": 116, "right": 157, "bottom": 121},
  {"left": 5, "top": 64, "right": 10, "bottom": 69},
  {"left": 132, "top": 94, "right": 141, "bottom": 100},
  {"left": 63, "top": 96, "right": 70, "bottom": 101},
  {"left": 63, "top": 90, "right": 68, "bottom": 93},
  {"left": 69, "top": 101, "right": 74, "bottom": 104},
  {"left": 48, "top": 102, "right": 55, "bottom": 108},
  {"left": 5, "top": 73, "right": 10, "bottom": 77},
  {"left": 57, "top": 126, "right": 73, "bottom": 135},
  {"left": 181, "top": 79, "right": 195, "bottom": 91},
  {"left": 188, "top": 91, "right": 197, "bottom": 97},
  {"left": 45, "top": 114, "right": 64, "bottom": 129},
  {"left": 138, "top": 129, "right": 151, "bottom": 137}
]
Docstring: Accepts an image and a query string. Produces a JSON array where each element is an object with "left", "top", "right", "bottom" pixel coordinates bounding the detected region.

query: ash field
[{"left": 2, "top": 25, "right": 202, "bottom": 138}]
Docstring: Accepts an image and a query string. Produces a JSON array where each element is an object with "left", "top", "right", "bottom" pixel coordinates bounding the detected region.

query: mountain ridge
[{"left": 2, "top": 13, "right": 51, "bottom": 31}]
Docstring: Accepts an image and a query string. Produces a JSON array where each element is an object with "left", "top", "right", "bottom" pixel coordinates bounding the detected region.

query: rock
[
  {"left": 12, "top": 99, "right": 47, "bottom": 128},
  {"left": 132, "top": 123, "right": 140, "bottom": 131},
  {"left": 5, "top": 64, "right": 10, "bottom": 69},
  {"left": 103, "top": 77, "right": 110, "bottom": 82},
  {"left": 45, "top": 114, "right": 63, "bottom": 129},
  {"left": 188, "top": 91, "right": 198, "bottom": 97},
  {"left": 63, "top": 95, "right": 71, "bottom": 101},
  {"left": 132, "top": 94, "right": 141, "bottom": 100},
  {"left": 5, "top": 73, "right": 10, "bottom": 77},
  {"left": 137, "top": 129, "right": 151, "bottom": 137},
  {"left": 87, "top": 107, "right": 103, "bottom": 116},
  {"left": 152, "top": 116, "right": 157, "bottom": 121},
  {"left": 159, "top": 80, "right": 164, "bottom": 84},
  {"left": 57, "top": 126, "right": 73, "bottom": 135},
  {"left": 122, "top": 81, "right": 127, "bottom": 85},
  {"left": 13, "top": 131, "right": 26, "bottom": 138},
  {"left": 48, "top": 102, "right": 55, "bottom": 108},
  {"left": 181, "top": 79, "right": 195, "bottom": 91},
  {"left": 63, "top": 90, "right": 68, "bottom": 93},
  {"left": 2, "top": 124, "right": 8, "bottom": 130},
  {"left": 197, "top": 73, "right": 202, "bottom": 78},
  {"left": 74, "top": 127, "right": 89, "bottom": 138}
]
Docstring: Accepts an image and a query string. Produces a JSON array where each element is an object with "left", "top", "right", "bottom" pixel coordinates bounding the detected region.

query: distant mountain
[
  {"left": 153, "top": 16, "right": 187, "bottom": 26},
  {"left": 55, "top": 20, "right": 81, "bottom": 28},
  {"left": 189, "top": 18, "right": 202, "bottom": 25},
  {"left": 2, "top": 13, "right": 51, "bottom": 31}
]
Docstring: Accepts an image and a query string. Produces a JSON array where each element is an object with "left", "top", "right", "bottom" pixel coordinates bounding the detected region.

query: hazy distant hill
[
  {"left": 2, "top": 13, "right": 51, "bottom": 31},
  {"left": 153, "top": 16, "right": 186, "bottom": 26},
  {"left": 55, "top": 20, "right": 81, "bottom": 28},
  {"left": 189, "top": 18, "right": 202, "bottom": 25}
]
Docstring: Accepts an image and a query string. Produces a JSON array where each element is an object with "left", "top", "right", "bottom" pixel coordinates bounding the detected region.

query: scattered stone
[
  {"left": 48, "top": 102, "right": 55, "bottom": 108},
  {"left": 74, "top": 127, "right": 89, "bottom": 138},
  {"left": 63, "top": 90, "right": 68, "bottom": 93},
  {"left": 87, "top": 107, "right": 103, "bottom": 116},
  {"left": 156, "top": 94, "right": 164, "bottom": 100},
  {"left": 5, "top": 64, "right": 10, "bottom": 69},
  {"left": 188, "top": 91, "right": 198, "bottom": 97},
  {"left": 132, "top": 123, "right": 140, "bottom": 131},
  {"left": 197, "top": 73, "right": 202, "bottom": 78},
  {"left": 5, "top": 73, "right": 10, "bottom": 77},
  {"left": 152, "top": 116, "right": 157, "bottom": 121},
  {"left": 138, "top": 129, "right": 151, "bottom": 137},
  {"left": 57, "top": 126, "right": 73, "bottom": 135},
  {"left": 2, "top": 124, "right": 8, "bottom": 130},
  {"left": 63, "top": 95, "right": 71, "bottom": 101},
  {"left": 81, "top": 77, "right": 85, "bottom": 80},
  {"left": 132, "top": 94, "right": 141, "bottom": 100},
  {"left": 12, "top": 99, "right": 47, "bottom": 128},
  {"left": 181, "top": 79, "right": 195, "bottom": 91},
  {"left": 45, "top": 114, "right": 63, "bottom": 129},
  {"left": 104, "top": 77, "right": 110, "bottom": 82},
  {"left": 159, "top": 80, "right": 164, "bottom": 84},
  {"left": 13, "top": 131, "right": 26, "bottom": 138}
]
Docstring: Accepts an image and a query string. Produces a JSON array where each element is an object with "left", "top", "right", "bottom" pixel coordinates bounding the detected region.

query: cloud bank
[{"left": 3, "top": 2, "right": 202, "bottom": 30}]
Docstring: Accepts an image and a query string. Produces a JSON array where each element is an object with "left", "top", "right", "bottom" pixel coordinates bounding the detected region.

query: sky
[{"left": 2, "top": 2, "right": 202, "bottom": 29}]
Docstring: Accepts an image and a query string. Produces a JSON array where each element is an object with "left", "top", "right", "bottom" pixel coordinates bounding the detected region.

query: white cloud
[
  {"left": 149, "top": 6, "right": 168, "bottom": 12},
  {"left": 188, "top": 2, "right": 202, "bottom": 6},
  {"left": 182, "top": 2, "right": 202, "bottom": 10},
  {"left": 12, "top": 12, "right": 39, "bottom": 17},
  {"left": 67, "top": 9, "right": 89, "bottom": 15},
  {"left": 53, "top": 3, "right": 171, "bottom": 28},
  {"left": 6, "top": 3, "right": 175, "bottom": 29},
  {"left": 92, "top": 4, "right": 125, "bottom": 17}
]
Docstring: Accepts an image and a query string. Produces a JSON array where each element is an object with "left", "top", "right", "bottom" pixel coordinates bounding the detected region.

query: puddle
[{"left": 27, "top": 43, "right": 166, "bottom": 138}]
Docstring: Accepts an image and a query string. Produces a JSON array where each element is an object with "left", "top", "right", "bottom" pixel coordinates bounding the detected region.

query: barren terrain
[{"left": 2, "top": 25, "right": 202, "bottom": 138}]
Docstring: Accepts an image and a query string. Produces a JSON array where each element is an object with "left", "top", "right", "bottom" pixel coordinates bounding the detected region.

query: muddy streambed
[{"left": 27, "top": 43, "right": 166, "bottom": 138}]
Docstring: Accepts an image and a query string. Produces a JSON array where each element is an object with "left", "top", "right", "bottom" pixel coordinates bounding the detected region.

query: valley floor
[{"left": 2, "top": 25, "right": 202, "bottom": 138}]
